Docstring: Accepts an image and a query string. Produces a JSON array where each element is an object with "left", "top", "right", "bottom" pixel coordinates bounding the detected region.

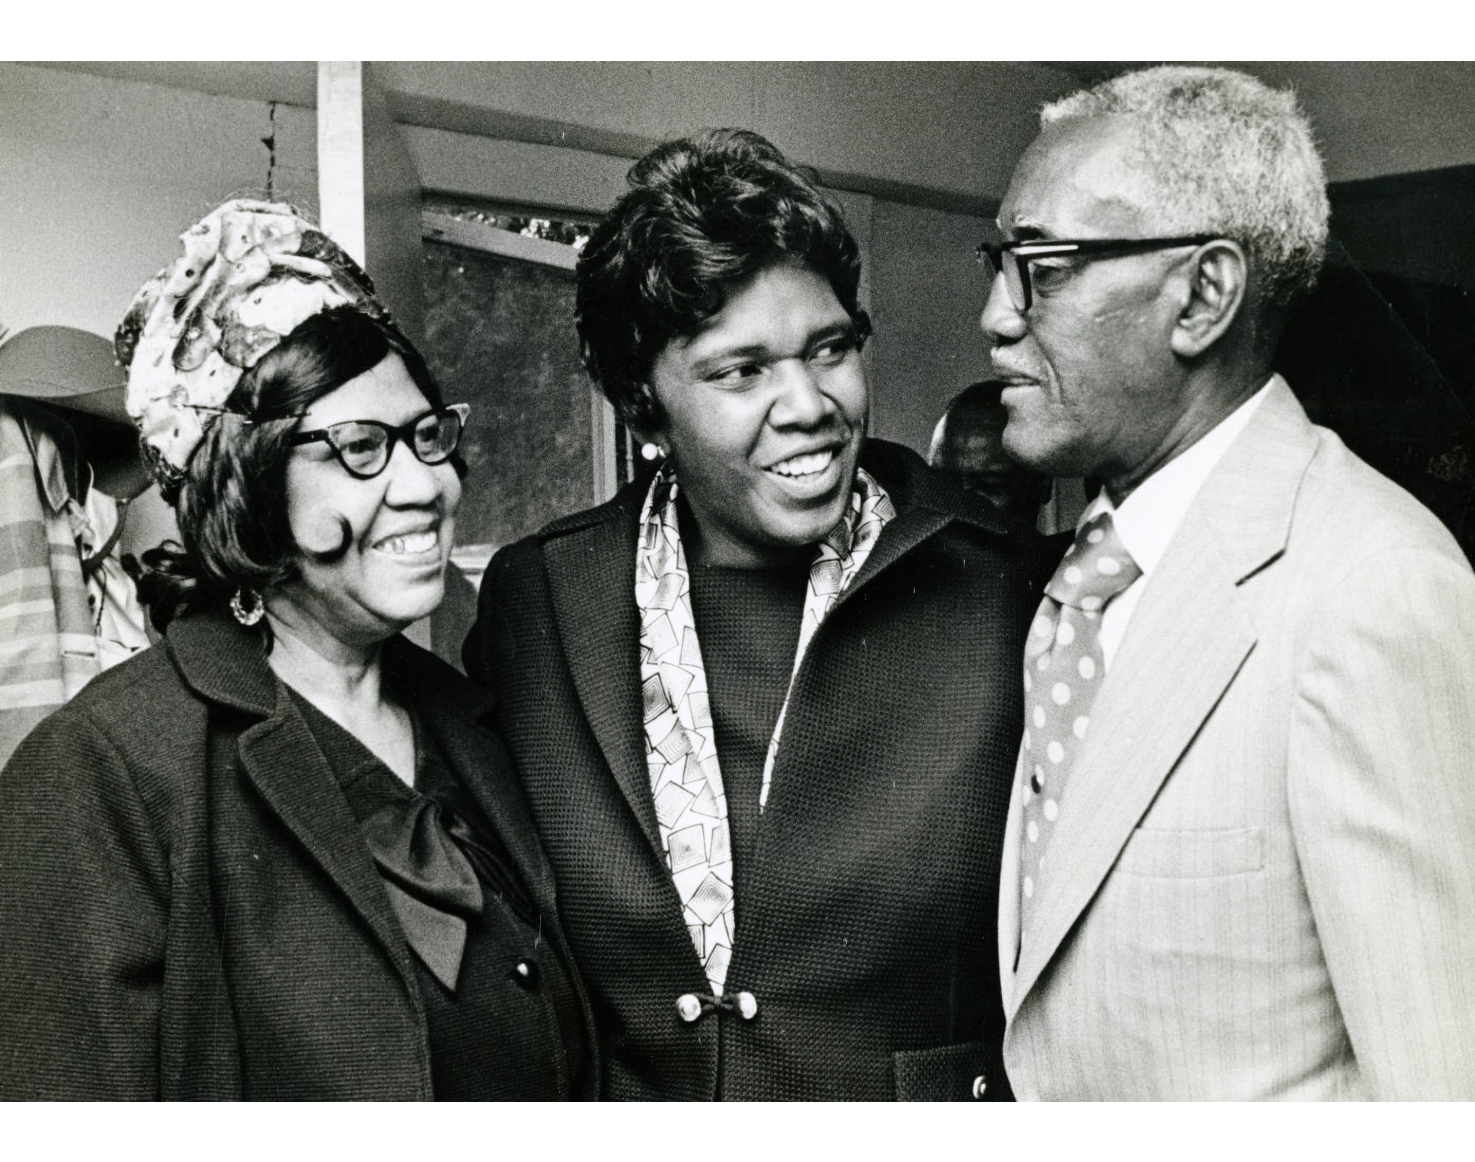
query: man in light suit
[{"left": 981, "top": 65, "right": 1475, "bottom": 1099}]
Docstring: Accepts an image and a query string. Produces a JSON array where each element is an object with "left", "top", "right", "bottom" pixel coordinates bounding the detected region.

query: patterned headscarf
[{"left": 113, "top": 199, "right": 391, "bottom": 499}]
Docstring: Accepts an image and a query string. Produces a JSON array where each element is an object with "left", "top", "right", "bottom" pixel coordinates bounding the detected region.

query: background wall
[
  {"left": 869, "top": 200, "right": 994, "bottom": 451},
  {"left": 375, "top": 61, "right": 1072, "bottom": 214},
  {"left": 48, "top": 61, "right": 1475, "bottom": 197},
  {"left": 400, "top": 123, "right": 1002, "bottom": 452},
  {"left": 7, "top": 60, "right": 1475, "bottom": 490},
  {"left": 0, "top": 62, "right": 318, "bottom": 558},
  {"left": 1055, "top": 62, "right": 1475, "bottom": 183},
  {"left": 0, "top": 63, "right": 316, "bottom": 339}
]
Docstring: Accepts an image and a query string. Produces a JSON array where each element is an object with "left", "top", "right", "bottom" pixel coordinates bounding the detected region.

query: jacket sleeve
[
  {"left": 1288, "top": 540, "right": 1475, "bottom": 1098},
  {"left": 462, "top": 541, "right": 526, "bottom": 694},
  {"left": 0, "top": 705, "right": 169, "bottom": 1098}
]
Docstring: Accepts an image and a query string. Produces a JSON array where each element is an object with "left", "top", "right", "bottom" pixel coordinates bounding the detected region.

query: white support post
[{"left": 316, "top": 62, "right": 366, "bottom": 265}]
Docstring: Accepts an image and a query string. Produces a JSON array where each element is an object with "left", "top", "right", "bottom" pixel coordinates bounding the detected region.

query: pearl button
[
  {"left": 676, "top": 993, "right": 702, "bottom": 1023},
  {"left": 735, "top": 991, "right": 758, "bottom": 1020},
  {"left": 512, "top": 959, "right": 541, "bottom": 988}
]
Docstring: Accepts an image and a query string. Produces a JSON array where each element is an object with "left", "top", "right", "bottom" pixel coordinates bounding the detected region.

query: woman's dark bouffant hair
[
  {"left": 137, "top": 306, "right": 458, "bottom": 632},
  {"left": 574, "top": 128, "right": 871, "bottom": 434}
]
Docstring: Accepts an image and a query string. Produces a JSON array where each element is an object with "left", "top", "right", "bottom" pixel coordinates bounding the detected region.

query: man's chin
[
  {"left": 998, "top": 410, "right": 1085, "bottom": 472},
  {"left": 1001, "top": 431, "right": 1061, "bottom": 477}
]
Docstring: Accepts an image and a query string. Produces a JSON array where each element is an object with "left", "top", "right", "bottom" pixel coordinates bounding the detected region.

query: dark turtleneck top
[{"left": 686, "top": 560, "right": 809, "bottom": 906}]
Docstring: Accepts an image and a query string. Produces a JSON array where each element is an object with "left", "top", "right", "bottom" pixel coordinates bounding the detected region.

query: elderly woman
[
  {"left": 464, "top": 130, "right": 1047, "bottom": 1100},
  {"left": 0, "top": 200, "right": 595, "bottom": 1099}
]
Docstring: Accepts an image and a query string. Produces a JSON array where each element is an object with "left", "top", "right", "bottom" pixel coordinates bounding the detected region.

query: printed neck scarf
[{"left": 634, "top": 461, "right": 895, "bottom": 993}]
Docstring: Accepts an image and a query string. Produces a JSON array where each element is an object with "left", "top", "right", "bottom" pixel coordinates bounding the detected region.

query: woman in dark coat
[
  {"left": 0, "top": 200, "right": 595, "bottom": 1100},
  {"left": 463, "top": 130, "right": 1046, "bottom": 1100}
]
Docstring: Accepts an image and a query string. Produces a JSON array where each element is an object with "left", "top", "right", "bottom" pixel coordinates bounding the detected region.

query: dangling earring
[
  {"left": 230, "top": 587, "right": 265, "bottom": 627},
  {"left": 640, "top": 442, "right": 662, "bottom": 462}
]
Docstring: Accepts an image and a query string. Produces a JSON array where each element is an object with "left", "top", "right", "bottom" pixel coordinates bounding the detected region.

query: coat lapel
[
  {"left": 535, "top": 446, "right": 1020, "bottom": 861},
  {"left": 837, "top": 439, "right": 1014, "bottom": 610},
  {"left": 394, "top": 641, "right": 558, "bottom": 905},
  {"left": 837, "top": 506, "right": 952, "bottom": 606},
  {"left": 541, "top": 495, "right": 665, "bottom": 856},
  {"left": 236, "top": 695, "right": 421, "bottom": 988},
  {"left": 1008, "top": 379, "right": 1319, "bottom": 1011},
  {"left": 166, "top": 612, "right": 419, "bottom": 991}
]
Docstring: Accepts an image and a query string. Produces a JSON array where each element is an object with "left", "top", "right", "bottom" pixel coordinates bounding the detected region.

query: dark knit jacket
[
  {"left": 0, "top": 607, "right": 598, "bottom": 1099},
  {"left": 463, "top": 439, "right": 1047, "bottom": 1100}
]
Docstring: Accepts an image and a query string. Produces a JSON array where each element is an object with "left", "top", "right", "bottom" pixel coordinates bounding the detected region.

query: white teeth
[
  {"left": 377, "top": 530, "right": 437, "bottom": 555},
  {"left": 769, "top": 450, "right": 835, "bottom": 478}
]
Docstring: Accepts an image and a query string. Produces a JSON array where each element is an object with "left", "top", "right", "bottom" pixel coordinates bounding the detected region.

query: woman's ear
[
  {"left": 1169, "top": 239, "right": 1248, "bottom": 359},
  {"left": 626, "top": 384, "right": 668, "bottom": 458}
]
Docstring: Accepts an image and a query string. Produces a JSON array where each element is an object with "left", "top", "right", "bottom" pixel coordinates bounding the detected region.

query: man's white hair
[{"left": 1042, "top": 65, "right": 1330, "bottom": 314}]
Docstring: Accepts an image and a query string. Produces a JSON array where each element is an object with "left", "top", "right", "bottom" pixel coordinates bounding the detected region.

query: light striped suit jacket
[{"left": 998, "top": 379, "right": 1475, "bottom": 1100}]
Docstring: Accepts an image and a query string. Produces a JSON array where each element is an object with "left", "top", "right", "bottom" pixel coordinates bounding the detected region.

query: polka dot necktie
[{"left": 1018, "top": 510, "right": 1141, "bottom": 935}]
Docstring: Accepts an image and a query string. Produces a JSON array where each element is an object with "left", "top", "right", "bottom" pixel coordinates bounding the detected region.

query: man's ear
[{"left": 1169, "top": 239, "right": 1248, "bottom": 359}]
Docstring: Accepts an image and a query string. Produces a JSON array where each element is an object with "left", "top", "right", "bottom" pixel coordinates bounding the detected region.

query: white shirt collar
[{"left": 1079, "top": 375, "right": 1279, "bottom": 577}]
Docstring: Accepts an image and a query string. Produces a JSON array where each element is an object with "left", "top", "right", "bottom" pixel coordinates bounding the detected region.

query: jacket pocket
[
  {"left": 893, "top": 1039, "right": 1007, "bottom": 1101},
  {"left": 1116, "top": 825, "right": 1263, "bottom": 878}
]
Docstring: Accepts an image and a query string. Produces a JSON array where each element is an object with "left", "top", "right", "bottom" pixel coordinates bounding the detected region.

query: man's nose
[
  {"left": 980, "top": 270, "right": 1027, "bottom": 344},
  {"left": 770, "top": 360, "right": 838, "bottom": 427}
]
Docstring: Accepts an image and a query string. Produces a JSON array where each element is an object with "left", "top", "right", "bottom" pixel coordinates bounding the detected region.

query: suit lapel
[
  {"left": 1009, "top": 379, "right": 1319, "bottom": 1010},
  {"left": 1010, "top": 521, "right": 1257, "bottom": 1002},
  {"left": 542, "top": 501, "right": 665, "bottom": 856}
]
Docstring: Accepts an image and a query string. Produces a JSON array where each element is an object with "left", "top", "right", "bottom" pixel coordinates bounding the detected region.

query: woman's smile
[
  {"left": 761, "top": 444, "right": 848, "bottom": 501},
  {"left": 369, "top": 521, "right": 443, "bottom": 560}
]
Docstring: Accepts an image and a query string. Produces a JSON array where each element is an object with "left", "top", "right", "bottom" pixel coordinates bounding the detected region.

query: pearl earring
[{"left": 640, "top": 442, "right": 662, "bottom": 461}]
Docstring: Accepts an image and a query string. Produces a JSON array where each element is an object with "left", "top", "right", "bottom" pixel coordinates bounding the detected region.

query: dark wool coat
[
  {"left": 463, "top": 439, "right": 1047, "bottom": 1100},
  {"left": 0, "top": 607, "right": 598, "bottom": 1099}
]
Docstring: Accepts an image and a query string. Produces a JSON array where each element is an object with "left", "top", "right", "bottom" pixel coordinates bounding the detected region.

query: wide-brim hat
[{"left": 0, "top": 325, "right": 130, "bottom": 426}]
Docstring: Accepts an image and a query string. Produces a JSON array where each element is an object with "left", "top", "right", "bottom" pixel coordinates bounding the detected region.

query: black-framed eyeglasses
[
  {"left": 976, "top": 234, "right": 1220, "bottom": 312},
  {"left": 290, "top": 403, "right": 471, "bottom": 479}
]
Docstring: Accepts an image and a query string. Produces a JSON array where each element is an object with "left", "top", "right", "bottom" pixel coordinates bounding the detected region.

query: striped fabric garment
[{"left": 0, "top": 404, "right": 103, "bottom": 768}]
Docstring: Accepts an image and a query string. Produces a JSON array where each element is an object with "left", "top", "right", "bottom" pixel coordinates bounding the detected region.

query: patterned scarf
[{"left": 635, "top": 462, "right": 895, "bottom": 993}]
